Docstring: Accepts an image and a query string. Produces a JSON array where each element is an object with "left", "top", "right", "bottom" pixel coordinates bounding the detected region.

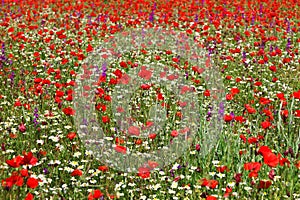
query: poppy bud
[{"left": 19, "top": 123, "right": 26, "bottom": 133}]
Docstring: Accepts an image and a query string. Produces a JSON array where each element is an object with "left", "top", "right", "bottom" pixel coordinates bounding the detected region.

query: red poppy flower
[
  {"left": 204, "top": 89, "right": 210, "bottom": 97},
  {"left": 295, "top": 160, "right": 300, "bottom": 169},
  {"left": 62, "top": 107, "right": 75, "bottom": 116},
  {"left": 230, "top": 87, "right": 240, "bottom": 96},
  {"left": 148, "top": 133, "right": 157, "bottom": 139},
  {"left": 254, "top": 81, "right": 262, "bottom": 86},
  {"left": 260, "top": 97, "right": 271, "bottom": 105},
  {"left": 263, "top": 152, "right": 279, "bottom": 168},
  {"left": 138, "top": 67, "right": 152, "bottom": 80},
  {"left": 235, "top": 77, "right": 241, "bottom": 82},
  {"left": 145, "top": 121, "right": 154, "bottom": 127},
  {"left": 26, "top": 177, "right": 39, "bottom": 189},
  {"left": 113, "top": 69, "right": 122, "bottom": 79},
  {"left": 2, "top": 172, "right": 24, "bottom": 189},
  {"left": 98, "top": 166, "right": 108, "bottom": 172},
  {"left": 199, "top": 178, "right": 218, "bottom": 189},
  {"left": 248, "top": 171, "right": 259, "bottom": 178},
  {"left": 119, "top": 61, "right": 128, "bottom": 68},
  {"left": 115, "top": 145, "right": 127, "bottom": 154},
  {"left": 148, "top": 160, "right": 159, "bottom": 169},
  {"left": 224, "top": 186, "right": 233, "bottom": 198},
  {"left": 224, "top": 114, "right": 233, "bottom": 122},
  {"left": 235, "top": 116, "right": 246, "bottom": 123},
  {"left": 137, "top": 167, "right": 151, "bottom": 179},
  {"left": 34, "top": 78, "right": 43, "bottom": 83},
  {"left": 118, "top": 73, "right": 130, "bottom": 85},
  {"left": 128, "top": 126, "right": 140, "bottom": 136},
  {"left": 25, "top": 193, "right": 34, "bottom": 200},
  {"left": 192, "top": 66, "right": 205, "bottom": 74},
  {"left": 70, "top": 169, "right": 83, "bottom": 177},
  {"left": 206, "top": 196, "right": 217, "bottom": 200},
  {"left": 86, "top": 44, "right": 93, "bottom": 52},
  {"left": 269, "top": 65, "right": 277, "bottom": 72},
  {"left": 216, "top": 165, "right": 229, "bottom": 173},
  {"left": 165, "top": 50, "right": 172, "bottom": 55},
  {"left": 88, "top": 189, "right": 103, "bottom": 200},
  {"left": 67, "top": 132, "right": 76, "bottom": 140},
  {"left": 6, "top": 156, "right": 23, "bottom": 168},
  {"left": 20, "top": 169, "right": 29, "bottom": 177},
  {"left": 102, "top": 116, "right": 110, "bottom": 123},
  {"left": 248, "top": 137, "right": 258, "bottom": 144},
  {"left": 19, "top": 123, "right": 26, "bottom": 133},
  {"left": 141, "top": 84, "right": 151, "bottom": 90},
  {"left": 244, "top": 162, "right": 262, "bottom": 172},
  {"left": 155, "top": 55, "right": 161, "bottom": 60},
  {"left": 239, "top": 134, "right": 247, "bottom": 143},
  {"left": 170, "top": 130, "right": 179, "bottom": 137},
  {"left": 115, "top": 137, "right": 124, "bottom": 145},
  {"left": 226, "top": 93, "right": 233, "bottom": 100},
  {"left": 20, "top": 152, "right": 38, "bottom": 166},
  {"left": 14, "top": 100, "right": 22, "bottom": 107},
  {"left": 295, "top": 110, "right": 300, "bottom": 118},
  {"left": 281, "top": 110, "right": 289, "bottom": 118},
  {"left": 103, "top": 95, "right": 111, "bottom": 101},
  {"left": 261, "top": 121, "right": 271, "bottom": 129},
  {"left": 245, "top": 104, "right": 256, "bottom": 114},
  {"left": 293, "top": 90, "right": 300, "bottom": 99},
  {"left": 55, "top": 90, "right": 65, "bottom": 97},
  {"left": 258, "top": 146, "right": 272, "bottom": 156},
  {"left": 258, "top": 180, "right": 272, "bottom": 189},
  {"left": 157, "top": 93, "right": 164, "bottom": 100}
]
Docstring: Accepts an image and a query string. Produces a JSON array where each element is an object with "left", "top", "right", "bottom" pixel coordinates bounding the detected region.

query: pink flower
[{"left": 19, "top": 123, "right": 26, "bottom": 133}]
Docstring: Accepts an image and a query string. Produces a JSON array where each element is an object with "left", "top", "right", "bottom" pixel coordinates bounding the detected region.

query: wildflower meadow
[{"left": 0, "top": 0, "right": 300, "bottom": 199}]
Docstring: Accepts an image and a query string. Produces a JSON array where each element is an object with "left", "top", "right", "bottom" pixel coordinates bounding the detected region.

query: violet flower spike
[
  {"left": 287, "top": 21, "right": 290, "bottom": 33},
  {"left": 10, "top": 71, "right": 15, "bottom": 84},
  {"left": 149, "top": 10, "right": 154, "bottom": 23},
  {"left": 194, "top": 14, "right": 198, "bottom": 22},
  {"left": 33, "top": 107, "right": 39, "bottom": 126},
  {"left": 242, "top": 51, "right": 246, "bottom": 59},
  {"left": 102, "top": 62, "right": 107, "bottom": 77},
  {"left": 218, "top": 102, "right": 225, "bottom": 121},
  {"left": 251, "top": 15, "right": 255, "bottom": 25}
]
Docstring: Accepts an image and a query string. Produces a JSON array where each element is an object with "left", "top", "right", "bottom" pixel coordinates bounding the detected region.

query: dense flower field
[{"left": 0, "top": 0, "right": 300, "bottom": 199}]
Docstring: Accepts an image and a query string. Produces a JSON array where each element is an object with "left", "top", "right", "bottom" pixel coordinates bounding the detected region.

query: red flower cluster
[
  {"left": 88, "top": 189, "right": 103, "bottom": 200},
  {"left": 6, "top": 152, "right": 38, "bottom": 168},
  {"left": 137, "top": 167, "right": 151, "bottom": 179},
  {"left": 199, "top": 178, "right": 218, "bottom": 189},
  {"left": 62, "top": 106, "right": 75, "bottom": 116},
  {"left": 258, "top": 146, "right": 290, "bottom": 167},
  {"left": 2, "top": 170, "right": 40, "bottom": 190}
]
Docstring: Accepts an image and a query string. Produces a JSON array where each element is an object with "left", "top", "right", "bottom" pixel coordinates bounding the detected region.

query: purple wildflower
[
  {"left": 43, "top": 168, "right": 49, "bottom": 174},
  {"left": 149, "top": 10, "right": 154, "bottom": 22},
  {"left": 242, "top": 51, "right": 246, "bottom": 59},
  {"left": 194, "top": 14, "right": 198, "bottom": 22},
  {"left": 33, "top": 107, "right": 39, "bottom": 126},
  {"left": 218, "top": 102, "right": 225, "bottom": 121},
  {"left": 102, "top": 62, "right": 107, "bottom": 77},
  {"left": 251, "top": 15, "right": 255, "bottom": 25},
  {"left": 10, "top": 71, "right": 15, "bottom": 84},
  {"left": 230, "top": 111, "right": 235, "bottom": 120},
  {"left": 287, "top": 20, "right": 290, "bottom": 33},
  {"left": 286, "top": 38, "right": 291, "bottom": 51},
  {"left": 259, "top": 4, "right": 263, "bottom": 16}
]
